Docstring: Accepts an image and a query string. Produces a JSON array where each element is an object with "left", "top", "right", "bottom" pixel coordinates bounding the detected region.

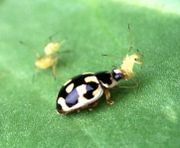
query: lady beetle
[{"left": 56, "top": 53, "right": 142, "bottom": 114}]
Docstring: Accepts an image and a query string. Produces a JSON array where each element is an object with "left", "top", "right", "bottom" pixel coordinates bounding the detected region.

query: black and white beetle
[{"left": 56, "top": 53, "right": 142, "bottom": 114}]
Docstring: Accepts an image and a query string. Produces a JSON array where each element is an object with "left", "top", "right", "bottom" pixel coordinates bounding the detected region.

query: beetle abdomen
[{"left": 56, "top": 74, "right": 104, "bottom": 114}]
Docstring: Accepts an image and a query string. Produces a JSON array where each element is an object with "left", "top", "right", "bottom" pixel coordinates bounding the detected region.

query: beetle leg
[
  {"left": 104, "top": 88, "right": 114, "bottom": 105},
  {"left": 88, "top": 101, "right": 99, "bottom": 111},
  {"left": 88, "top": 108, "right": 93, "bottom": 111}
]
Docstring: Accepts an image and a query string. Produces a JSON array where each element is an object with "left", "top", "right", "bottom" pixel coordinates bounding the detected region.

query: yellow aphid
[
  {"left": 120, "top": 53, "right": 142, "bottom": 80},
  {"left": 35, "top": 54, "right": 58, "bottom": 77},
  {"left": 44, "top": 42, "right": 60, "bottom": 55},
  {"left": 19, "top": 39, "right": 64, "bottom": 79},
  {"left": 34, "top": 41, "right": 64, "bottom": 78},
  {"left": 35, "top": 55, "right": 58, "bottom": 69}
]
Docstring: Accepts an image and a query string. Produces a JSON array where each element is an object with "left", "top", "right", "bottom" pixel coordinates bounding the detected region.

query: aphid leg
[
  {"left": 32, "top": 68, "right": 39, "bottom": 82},
  {"left": 52, "top": 57, "right": 58, "bottom": 80},
  {"left": 52, "top": 64, "right": 57, "bottom": 80},
  {"left": 104, "top": 88, "right": 114, "bottom": 105},
  {"left": 62, "top": 112, "right": 68, "bottom": 115},
  {"left": 57, "top": 110, "right": 68, "bottom": 115},
  {"left": 88, "top": 108, "right": 93, "bottom": 112},
  {"left": 19, "top": 41, "right": 39, "bottom": 57}
]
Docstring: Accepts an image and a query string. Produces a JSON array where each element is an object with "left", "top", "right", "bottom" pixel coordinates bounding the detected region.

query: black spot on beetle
[
  {"left": 72, "top": 74, "right": 95, "bottom": 88},
  {"left": 57, "top": 74, "right": 95, "bottom": 99},
  {"left": 95, "top": 71, "right": 112, "bottom": 86},
  {"left": 57, "top": 86, "right": 68, "bottom": 99},
  {"left": 84, "top": 82, "right": 99, "bottom": 99},
  {"left": 56, "top": 103, "right": 63, "bottom": 113}
]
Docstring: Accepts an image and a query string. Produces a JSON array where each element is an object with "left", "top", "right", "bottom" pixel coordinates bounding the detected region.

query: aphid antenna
[
  {"left": 48, "top": 31, "right": 61, "bottom": 42},
  {"left": 47, "top": 31, "right": 66, "bottom": 44},
  {"left": 19, "top": 40, "right": 39, "bottom": 57},
  {"left": 136, "top": 49, "right": 144, "bottom": 57},
  {"left": 60, "top": 39, "right": 66, "bottom": 45},
  {"left": 101, "top": 53, "right": 121, "bottom": 59},
  {"left": 101, "top": 24, "right": 136, "bottom": 59},
  {"left": 47, "top": 32, "right": 66, "bottom": 48},
  {"left": 133, "top": 49, "right": 144, "bottom": 67},
  {"left": 57, "top": 40, "right": 71, "bottom": 55},
  {"left": 19, "top": 40, "right": 32, "bottom": 48},
  {"left": 128, "top": 46, "right": 133, "bottom": 53},
  {"left": 127, "top": 23, "right": 137, "bottom": 54},
  {"left": 52, "top": 39, "right": 67, "bottom": 54}
]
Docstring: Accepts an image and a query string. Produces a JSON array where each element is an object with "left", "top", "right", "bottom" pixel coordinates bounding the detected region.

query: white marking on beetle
[
  {"left": 58, "top": 84, "right": 104, "bottom": 113},
  {"left": 58, "top": 97, "right": 64, "bottom": 105},
  {"left": 84, "top": 76, "right": 99, "bottom": 83},
  {"left": 64, "top": 79, "right": 72, "bottom": 86},
  {"left": 113, "top": 69, "right": 122, "bottom": 74},
  {"left": 99, "top": 81, "right": 109, "bottom": 88},
  {"left": 65, "top": 83, "right": 74, "bottom": 93},
  {"left": 76, "top": 84, "right": 87, "bottom": 96},
  {"left": 82, "top": 72, "right": 94, "bottom": 75},
  {"left": 58, "top": 97, "right": 74, "bottom": 112},
  {"left": 93, "top": 85, "right": 101, "bottom": 96}
]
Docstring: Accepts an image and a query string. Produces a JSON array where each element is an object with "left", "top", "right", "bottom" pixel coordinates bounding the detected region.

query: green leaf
[{"left": 0, "top": 0, "right": 180, "bottom": 147}]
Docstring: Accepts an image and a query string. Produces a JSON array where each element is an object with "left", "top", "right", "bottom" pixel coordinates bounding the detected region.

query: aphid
[
  {"left": 20, "top": 40, "right": 64, "bottom": 78},
  {"left": 44, "top": 42, "right": 61, "bottom": 55},
  {"left": 56, "top": 52, "right": 142, "bottom": 114},
  {"left": 35, "top": 42, "right": 61, "bottom": 78}
]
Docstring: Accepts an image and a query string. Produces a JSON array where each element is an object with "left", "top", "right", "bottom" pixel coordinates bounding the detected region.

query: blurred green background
[{"left": 0, "top": 0, "right": 180, "bottom": 147}]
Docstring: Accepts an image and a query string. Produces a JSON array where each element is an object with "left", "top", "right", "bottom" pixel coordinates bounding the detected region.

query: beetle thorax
[{"left": 107, "top": 69, "right": 122, "bottom": 87}]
